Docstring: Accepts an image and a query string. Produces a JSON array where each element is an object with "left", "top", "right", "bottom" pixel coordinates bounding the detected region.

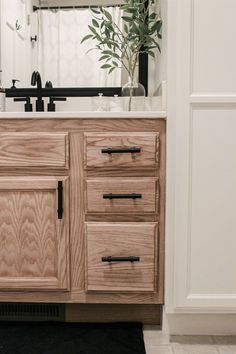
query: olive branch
[{"left": 81, "top": 0, "right": 162, "bottom": 110}]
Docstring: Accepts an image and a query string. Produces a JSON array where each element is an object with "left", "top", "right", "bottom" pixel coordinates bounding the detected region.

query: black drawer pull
[
  {"left": 101, "top": 147, "right": 141, "bottom": 154},
  {"left": 103, "top": 193, "right": 142, "bottom": 199},
  {"left": 57, "top": 181, "right": 63, "bottom": 219},
  {"left": 102, "top": 256, "right": 140, "bottom": 263}
]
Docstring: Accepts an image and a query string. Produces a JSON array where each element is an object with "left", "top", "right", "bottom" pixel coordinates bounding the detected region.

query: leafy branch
[{"left": 81, "top": 0, "right": 162, "bottom": 79}]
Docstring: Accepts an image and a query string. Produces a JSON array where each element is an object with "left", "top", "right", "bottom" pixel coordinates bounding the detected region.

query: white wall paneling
[
  {"left": 192, "top": 0, "right": 236, "bottom": 95},
  {"left": 166, "top": 0, "right": 236, "bottom": 320}
]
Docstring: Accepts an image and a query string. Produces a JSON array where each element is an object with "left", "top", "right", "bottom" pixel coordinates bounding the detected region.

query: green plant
[{"left": 81, "top": 0, "right": 162, "bottom": 110}]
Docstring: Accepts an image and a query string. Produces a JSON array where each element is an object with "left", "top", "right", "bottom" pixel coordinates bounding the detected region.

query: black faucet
[{"left": 31, "top": 71, "right": 44, "bottom": 111}]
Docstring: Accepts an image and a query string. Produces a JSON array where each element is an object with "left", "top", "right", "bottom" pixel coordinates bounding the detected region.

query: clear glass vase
[{"left": 122, "top": 77, "right": 146, "bottom": 111}]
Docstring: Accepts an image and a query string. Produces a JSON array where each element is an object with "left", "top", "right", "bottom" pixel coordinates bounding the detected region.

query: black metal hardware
[
  {"left": 48, "top": 97, "right": 67, "bottom": 112},
  {"left": 139, "top": 0, "right": 149, "bottom": 95},
  {"left": 101, "top": 147, "right": 141, "bottom": 154},
  {"left": 45, "top": 81, "right": 53, "bottom": 88},
  {"left": 35, "top": 98, "right": 44, "bottom": 112},
  {"left": 6, "top": 87, "right": 122, "bottom": 98},
  {"left": 0, "top": 302, "right": 65, "bottom": 322},
  {"left": 31, "top": 71, "right": 44, "bottom": 112},
  {"left": 30, "top": 35, "right": 37, "bottom": 42},
  {"left": 57, "top": 181, "right": 63, "bottom": 219},
  {"left": 102, "top": 256, "right": 140, "bottom": 263},
  {"left": 14, "top": 97, "right": 32, "bottom": 112},
  {"left": 15, "top": 20, "right": 21, "bottom": 31},
  {"left": 33, "top": 5, "right": 121, "bottom": 11},
  {"left": 11, "top": 79, "right": 20, "bottom": 89},
  {"left": 103, "top": 193, "right": 142, "bottom": 199}
]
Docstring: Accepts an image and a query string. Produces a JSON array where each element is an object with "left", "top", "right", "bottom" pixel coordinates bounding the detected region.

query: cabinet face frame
[{"left": 0, "top": 176, "right": 70, "bottom": 291}]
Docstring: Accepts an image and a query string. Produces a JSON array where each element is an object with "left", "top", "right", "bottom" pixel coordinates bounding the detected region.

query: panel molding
[
  {"left": 191, "top": 0, "right": 236, "bottom": 95},
  {"left": 190, "top": 94, "right": 236, "bottom": 104},
  {"left": 177, "top": 106, "right": 236, "bottom": 309}
]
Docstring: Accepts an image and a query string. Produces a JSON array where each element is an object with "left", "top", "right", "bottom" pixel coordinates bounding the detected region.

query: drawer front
[
  {"left": 85, "top": 132, "right": 159, "bottom": 169},
  {"left": 0, "top": 133, "right": 69, "bottom": 168},
  {"left": 86, "top": 178, "right": 158, "bottom": 214},
  {"left": 86, "top": 222, "right": 157, "bottom": 292}
]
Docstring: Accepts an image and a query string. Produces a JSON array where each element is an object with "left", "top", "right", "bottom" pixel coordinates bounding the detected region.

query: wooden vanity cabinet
[{"left": 0, "top": 118, "right": 165, "bottom": 323}]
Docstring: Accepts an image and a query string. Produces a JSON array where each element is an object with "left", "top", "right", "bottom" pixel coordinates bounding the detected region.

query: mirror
[
  {"left": 33, "top": 1, "right": 128, "bottom": 88},
  {"left": 0, "top": 0, "right": 148, "bottom": 92}
]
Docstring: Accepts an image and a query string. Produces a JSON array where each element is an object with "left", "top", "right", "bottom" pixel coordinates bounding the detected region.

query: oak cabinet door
[{"left": 0, "top": 176, "right": 69, "bottom": 291}]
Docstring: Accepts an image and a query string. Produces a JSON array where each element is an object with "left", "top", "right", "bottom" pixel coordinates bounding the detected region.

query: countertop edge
[{"left": 0, "top": 111, "right": 167, "bottom": 119}]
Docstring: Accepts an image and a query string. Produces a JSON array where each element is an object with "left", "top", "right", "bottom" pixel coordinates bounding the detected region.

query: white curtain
[{"left": 37, "top": 7, "right": 123, "bottom": 87}]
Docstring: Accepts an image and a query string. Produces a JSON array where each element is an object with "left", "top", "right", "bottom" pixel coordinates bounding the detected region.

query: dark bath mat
[{"left": 0, "top": 322, "right": 146, "bottom": 354}]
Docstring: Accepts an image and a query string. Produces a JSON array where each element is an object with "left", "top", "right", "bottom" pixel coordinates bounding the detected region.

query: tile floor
[{"left": 143, "top": 327, "right": 236, "bottom": 354}]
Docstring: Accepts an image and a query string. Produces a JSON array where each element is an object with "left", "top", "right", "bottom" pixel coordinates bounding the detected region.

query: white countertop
[{"left": 0, "top": 111, "right": 166, "bottom": 119}]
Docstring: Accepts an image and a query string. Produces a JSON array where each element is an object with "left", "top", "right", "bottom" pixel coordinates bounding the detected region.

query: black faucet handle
[
  {"left": 45, "top": 81, "right": 53, "bottom": 88},
  {"left": 14, "top": 97, "right": 32, "bottom": 112},
  {"left": 11, "top": 79, "right": 20, "bottom": 89},
  {"left": 48, "top": 97, "right": 67, "bottom": 112},
  {"left": 51, "top": 97, "right": 67, "bottom": 102}
]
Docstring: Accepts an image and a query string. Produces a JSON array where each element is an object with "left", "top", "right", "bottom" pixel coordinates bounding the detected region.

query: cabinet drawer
[
  {"left": 85, "top": 132, "right": 159, "bottom": 169},
  {"left": 85, "top": 178, "right": 158, "bottom": 214},
  {"left": 86, "top": 222, "right": 157, "bottom": 292},
  {"left": 0, "top": 133, "right": 69, "bottom": 168}
]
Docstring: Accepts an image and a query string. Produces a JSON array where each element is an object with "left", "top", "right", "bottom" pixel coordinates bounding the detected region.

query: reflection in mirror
[
  {"left": 35, "top": 4, "right": 126, "bottom": 87},
  {"left": 0, "top": 0, "right": 128, "bottom": 88}
]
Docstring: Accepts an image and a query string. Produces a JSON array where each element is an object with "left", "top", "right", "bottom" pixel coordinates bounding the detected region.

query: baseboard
[
  {"left": 65, "top": 304, "right": 162, "bottom": 325},
  {"left": 165, "top": 313, "right": 236, "bottom": 335}
]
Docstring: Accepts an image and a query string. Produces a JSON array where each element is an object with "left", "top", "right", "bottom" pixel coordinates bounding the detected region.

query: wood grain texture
[
  {"left": 0, "top": 117, "right": 165, "bottom": 308},
  {"left": 85, "top": 222, "right": 157, "bottom": 292},
  {"left": 85, "top": 214, "right": 158, "bottom": 222},
  {"left": 85, "top": 177, "right": 158, "bottom": 214},
  {"left": 0, "top": 133, "right": 68, "bottom": 168},
  {"left": 0, "top": 176, "right": 69, "bottom": 291},
  {"left": 0, "top": 289, "right": 161, "bottom": 304},
  {"left": 85, "top": 132, "right": 159, "bottom": 169},
  {"left": 69, "top": 133, "right": 85, "bottom": 291},
  {"left": 0, "top": 119, "right": 164, "bottom": 133},
  {"left": 86, "top": 168, "right": 159, "bottom": 177},
  {"left": 65, "top": 304, "right": 161, "bottom": 324}
]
